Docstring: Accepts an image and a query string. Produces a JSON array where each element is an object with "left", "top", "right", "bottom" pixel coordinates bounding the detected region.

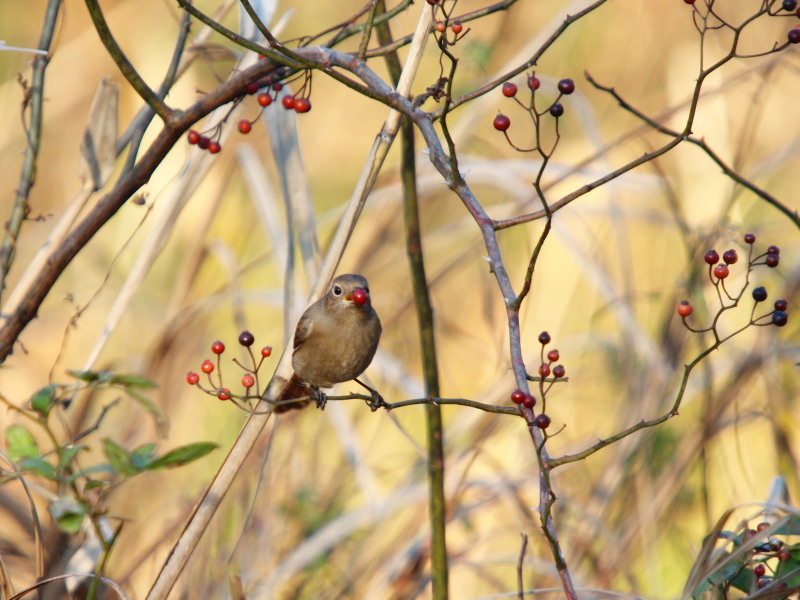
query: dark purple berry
[
  {"left": 239, "top": 330, "right": 255, "bottom": 346},
  {"left": 534, "top": 413, "right": 551, "bottom": 429},
  {"left": 752, "top": 286, "right": 767, "bottom": 302},
  {"left": 553, "top": 364, "right": 566, "bottom": 378},
  {"left": 774, "top": 299, "right": 788, "bottom": 311},
  {"left": 704, "top": 249, "right": 719, "bottom": 265},
  {"left": 722, "top": 249, "right": 738, "bottom": 265},
  {"left": 783, "top": 0, "right": 797, "bottom": 11},
  {"left": 790, "top": 28, "right": 800, "bottom": 44},
  {"left": 549, "top": 102, "right": 564, "bottom": 117},
  {"left": 744, "top": 233, "right": 756, "bottom": 244},
  {"left": 557, "top": 78, "right": 575, "bottom": 94},
  {"left": 766, "top": 253, "right": 780, "bottom": 268},
  {"left": 772, "top": 311, "right": 788, "bottom": 327},
  {"left": 767, "top": 245, "right": 780, "bottom": 255},
  {"left": 538, "top": 331, "right": 551, "bottom": 345}
]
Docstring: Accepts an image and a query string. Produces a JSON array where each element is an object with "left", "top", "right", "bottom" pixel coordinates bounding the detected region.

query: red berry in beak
[{"left": 351, "top": 288, "right": 369, "bottom": 306}]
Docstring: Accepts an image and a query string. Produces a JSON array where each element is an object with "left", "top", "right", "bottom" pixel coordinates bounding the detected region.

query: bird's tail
[{"left": 274, "top": 373, "right": 312, "bottom": 413}]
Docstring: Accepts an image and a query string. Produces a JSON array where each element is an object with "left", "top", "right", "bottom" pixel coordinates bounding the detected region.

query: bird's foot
[
  {"left": 355, "top": 378, "right": 384, "bottom": 412},
  {"left": 313, "top": 388, "right": 328, "bottom": 410}
]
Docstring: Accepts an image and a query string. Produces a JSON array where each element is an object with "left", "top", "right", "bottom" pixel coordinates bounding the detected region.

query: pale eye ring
[{"left": 333, "top": 285, "right": 343, "bottom": 296}]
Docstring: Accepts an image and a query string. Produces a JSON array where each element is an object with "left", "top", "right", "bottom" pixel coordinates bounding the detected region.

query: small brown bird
[{"left": 277, "top": 274, "right": 382, "bottom": 411}]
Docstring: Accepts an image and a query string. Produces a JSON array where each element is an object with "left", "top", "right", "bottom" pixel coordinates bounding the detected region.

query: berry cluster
[
  {"left": 492, "top": 74, "right": 575, "bottom": 134},
  {"left": 720, "top": 520, "right": 797, "bottom": 594},
  {"left": 677, "top": 233, "right": 789, "bottom": 332},
  {"left": 186, "top": 66, "right": 314, "bottom": 155},
  {"left": 429, "top": 0, "right": 468, "bottom": 47},
  {"left": 185, "top": 331, "right": 273, "bottom": 412},
  {"left": 510, "top": 331, "right": 567, "bottom": 433}
]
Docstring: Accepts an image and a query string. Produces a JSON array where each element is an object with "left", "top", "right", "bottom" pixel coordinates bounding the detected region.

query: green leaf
[
  {"left": 67, "top": 369, "right": 102, "bottom": 383},
  {"left": 148, "top": 442, "right": 218, "bottom": 470},
  {"left": 30, "top": 384, "right": 59, "bottom": 418},
  {"left": 130, "top": 442, "right": 156, "bottom": 470},
  {"left": 5, "top": 425, "right": 39, "bottom": 462},
  {"left": 48, "top": 496, "right": 86, "bottom": 535},
  {"left": 18, "top": 457, "right": 56, "bottom": 480},
  {"left": 109, "top": 373, "right": 157, "bottom": 390},
  {"left": 58, "top": 445, "right": 87, "bottom": 470},
  {"left": 102, "top": 438, "right": 138, "bottom": 476}
]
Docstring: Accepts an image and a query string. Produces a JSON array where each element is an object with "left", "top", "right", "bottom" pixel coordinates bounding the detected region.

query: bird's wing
[{"left": 293, "top": 309, "right": 314, "bottom": 350}]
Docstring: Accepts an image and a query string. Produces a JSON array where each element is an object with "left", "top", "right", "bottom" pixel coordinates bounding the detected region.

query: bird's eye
[{"left": 333, "top": 285, "right": 342, "bottom": 296}]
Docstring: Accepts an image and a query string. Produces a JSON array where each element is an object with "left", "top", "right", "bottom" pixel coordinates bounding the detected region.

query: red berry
[
  {"left": 257, "top": 92, "right": 272, "bottom": 107},
  {"left": 242, "top": 374, "right": 255, "bottom": 388},
  {"left": 683, "top": 0, "right": 695, "bottom": 4},
  {"left": 294, "top": 97, "right": 311, "bottom": 113},
  {"left": 434, "top": 22, "right": 445, "bottom": 33},
  {"left": 238, "top": 119, "right": 252, "bottom": 134},
  {"left": 557, "top": 78, "right": 575, "bottom": 94},
  {"left": 261, "top": 346, "right": 272, "bottom": 357},
  {"left": 777, "top": 547, "right": 791, "bottom": 562},
  {"left": 766, "top": 253, "right": 780, "bottom": 268},
  {"left": 201, "top": 359, "right": 214, "bottom": 374},
  {"left": 767, "top": 245, "right": 780, "bottom": 255},
  {"left": 713, "top": 264, "right": 729, "bottom": 279},
  {"left": 208, "top": 141, "right": 221, "bottom": 154},
  {"left": 523, "top": 394, "right": 536, "bottom": 408},
  {"left": 704, "top": 249, "right": 719, "bottom": 265},
  {"left": 426, "top": 0, "right": 439, "bottom": 4},
  {"left": 754, "top": 563, "right": 766, "bottom": 578},
  {"left": 187, "top": 130, "right": 201, "bottom": 144},
  {"left": 549, "top": 102, "right": 564, "bottom": 117},
  {"left": 527, "top": 75, "right": 540, "bottom": 90},
  {"left": 677, "top": 300, "right": 693, "bottom": 317},
  {"left": 744, "top": 233, "right": 756, "bottom": 244},
  {"left": 547, "top": 349, "right": 560, "bottom": 362},
  {"left": 211, "top": 340, "right": 225, "bottom": 354},
  {"left": 451, "top": 22, "right": 463, "bottom": 34},
  {"left": 538, "top": 363, "right": 551, "bottom": 377},
  {"left": 757, "top": 522, "right": 771, "bottom": 532},
  {"left": 493, "top": 113, "right": 510, "bottom": 131},
  {"left": 246, "top": 83, "right": 259, "bottom": 95},
  {"left": 281, "top": 95, "right": 296, "bottom": 110},
  {"left": 239, "top": 330, "right": 254, "bottom": 346},
  {"left": 502, "top": 82, "right": 518, "bottom": 97},
  {"left": 511, "top": 389, "right": 526, "bottom": 404},
  {"left": 351, "top": 288, "right": 369, "bottom": 306},
  {"left": 217, "top": 388, "right": 231, "bottom": 401},
  {"left": 538, "top": 331, "right": 551, "bottom": 345},
  {"left": 197, "top": 136, "right": 211, "bottom": 150},
  {"left": 272, "top": 82, "right": 283, "bottom": 92},
  {"left": 743, "top": 529, "right": 757, "bottom": 541},
  {"left": 534, "top": 413, "right": 551, "bottom": 429},
  {"left": 552, "top": 365, "right": 565, "bottom": 378},
  {"left": 774, "top": 299, "right": 788, "bottom": 311},
  {"left": 722, "top": 249, "right": 738, "bottom": 264},
  {"left": 186, "top": 372, "right": 200, "bottom": 385}
]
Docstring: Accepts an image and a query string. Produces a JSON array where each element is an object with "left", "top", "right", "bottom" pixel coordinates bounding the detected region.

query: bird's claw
[
  {"left": 314, "top": 389, "right": 328, "bottom": 410},
  {"left": 366, "top": 390, "right": 384, "bottom": 412}
]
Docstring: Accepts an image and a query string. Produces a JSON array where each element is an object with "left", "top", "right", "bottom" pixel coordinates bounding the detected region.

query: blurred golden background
[{"left": 1, "top": 0, "right": 799, "bottom": 598}]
